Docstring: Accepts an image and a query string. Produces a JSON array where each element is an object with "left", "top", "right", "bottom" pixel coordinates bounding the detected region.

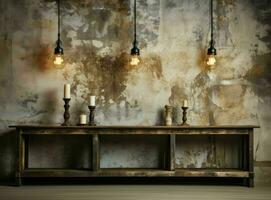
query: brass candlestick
[
  {"left": 88, "top": 106, "right": 96, "bottom": 126},
  {"left": 181, "top": 106, "right": 189, "bottom": 126},
  {"left": 62, "top": 98, "right": 71, "bottom": 126}
]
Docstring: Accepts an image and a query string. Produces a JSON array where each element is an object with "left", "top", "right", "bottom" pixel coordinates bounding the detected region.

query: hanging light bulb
[
  {"left": 207, "top": 45, "right": 216, "bottom": 67},
  {"left": 130, "top": 43, "right": 140, "bottom": 66},
  {"left": 54, "top": 39, "right": 64, "bottom": 67},
  {"left": 130, "top": 0, "right": 140, "bottom": 66},
  {"left": 207, "top": 0, "right": 217, "bottom": 68},
  {"left": 207, "top": 55, "right": 216, "bottom": 66},
  {"left": 53, "top": 54, "right": 64, "bottom": 66},
  {"left": 130, "top": 55, "right": 140, "bottom": 66},
  {"left": 53, "top": 0, "right": 64, "bottom": 68}
]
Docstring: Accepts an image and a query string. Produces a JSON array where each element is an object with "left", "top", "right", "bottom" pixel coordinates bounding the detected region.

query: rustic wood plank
[
  {"left": 23, "top": 169, "right": 93, "bottom": 178},
  {"left": 243, "top": 134, "right": 248, "bottom": 170},
  {"left": 13, "top": 125, "right": 257, "bottom": 186},
  {"left": 21, "top": 168, "right": 249, "bottom": 178},
  {"left": 239, "top": 135, "right": 243, "bottom": 169},
  {"left": 174, "top": 169, "right": 249, "bottom": 178},
  {"left": 9, "top": 125, "right": 260, "bottom": 129},
  {"left": 25, "top": 135, "right": 29, "bottom": 169},
  {"left": 22, "top": 169, "right": 173, "bottom": 177},
  {"left": 169, "top": 134, "right": 176, "bottom": 171},
  {"left": 21, "top": 134, "right": 25, "bottom": 171},
  {"left": 16, "top": 129, "right": 251, "bottom": 135},
  {"left": 248, "top": 129, "right": 254, "bottom": 187},
  {"left": 16, "top": 129, "right": 23, "bottom": 186},
  {"left": 98, "top": 169, "right": 174, "bottom": 177},
  {"left": 161, "top": 137, "right": 167, "bottom": 169}
]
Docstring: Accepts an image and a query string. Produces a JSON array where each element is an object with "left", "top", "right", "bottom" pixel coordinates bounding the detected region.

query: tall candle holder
[
  {"left": 62, "top": 98, "right": 71, "bottom": 126},
  {"left": 88, "top": 106, "right": 96, "bottom": 126},
  {"left": 180, "top": 106, "right": 189, "bottom": 126}
]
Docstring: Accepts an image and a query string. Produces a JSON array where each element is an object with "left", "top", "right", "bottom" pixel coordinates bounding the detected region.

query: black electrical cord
[
  {"left": 207, "top": 0, "right": 216, "bottom": 55},
  {"left": 58, "top": 0, "right": 60, "bottom": 41},
  {"left": 55, "top": 0, "right": 63, "bottom": 55},
  {"left": 131, "top": 0, "right": 139, "bottom": 55},
  {"left": 210, "top": 0, "right": 213, "bottom": 45},
  {"left": 133, "top": 0, "right": 137, "bottom": 46}
]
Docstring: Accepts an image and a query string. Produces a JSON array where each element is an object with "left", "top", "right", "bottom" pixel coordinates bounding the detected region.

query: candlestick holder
[
  {"left": 88, "top": 106, "right": 96, "bottom": 126},
  {"left": 180, "top": 106, "right": 190, "bottom": 126},
  {"left": 164, "top": 105, "right": 173, "bottom": 126},
  {"left": 62, "top": 98, "right": 71, "bottom": 126}
]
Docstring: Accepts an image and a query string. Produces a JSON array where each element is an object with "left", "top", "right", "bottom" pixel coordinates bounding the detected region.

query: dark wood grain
[
  {"left": 174, "top": 169, "right": 249, "bottom": 178},
  {"left": 169, "top": 134, "right": 175, "bottom": 171},
  {"left": 11, "top": 128, "right": 254, "bottom": 136},
  {"left": 12, "top": 124, "right": 257, "bottom": 187},
  {"left": 15, "top": 129, "right": 22, "bottom": 186},
  {"left": 248, "top": 129, "right": 254, "bottom": 187},
  {"left": 9, "top": 125, "right": 260, "bottom": 129},
  {"left": 25, "top": 135, "right": 29, "bottom": 169},
  {"left": 21, "top": 168, "right": 249, "bottom": 178},
  {"left": 243, "top": 135, "right": 248, "bottom": 170}
]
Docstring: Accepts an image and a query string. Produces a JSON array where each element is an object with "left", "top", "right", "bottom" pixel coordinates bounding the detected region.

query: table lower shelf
[{"left": 22, "top": 168, "right": 250, "bottom": 178}]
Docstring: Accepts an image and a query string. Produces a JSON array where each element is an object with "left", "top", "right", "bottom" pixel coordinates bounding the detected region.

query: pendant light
[
  {"left": 53, "top": 0, "right": 64, "bottom": 68},
  {"left": 207, "top": 0, "right": 217, "bottom": 67},
  {"left": 130, "top": 0, "right": 140, "bottom": 66}
]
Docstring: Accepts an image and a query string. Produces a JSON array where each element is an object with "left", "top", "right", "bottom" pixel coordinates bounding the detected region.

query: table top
[{"left": 9, "top": 124, "right": 260, "bottom": 129}]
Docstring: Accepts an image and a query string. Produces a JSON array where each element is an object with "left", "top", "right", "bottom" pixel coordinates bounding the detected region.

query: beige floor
[{"left": 1, "top": 184, "right": 271, "bottom": 200}]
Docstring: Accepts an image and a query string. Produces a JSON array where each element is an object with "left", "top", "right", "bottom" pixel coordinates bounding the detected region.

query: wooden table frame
[{"left": 10, "top": 125, "right": 259, "bottom": 187}]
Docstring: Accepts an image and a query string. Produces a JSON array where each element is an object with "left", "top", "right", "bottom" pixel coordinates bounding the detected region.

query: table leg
[
  {"left": 248, "top": 129, "right": 254, "bottom": 187},
  {"left": 16, "top": 129, "right": 23, "bottom": 186}
]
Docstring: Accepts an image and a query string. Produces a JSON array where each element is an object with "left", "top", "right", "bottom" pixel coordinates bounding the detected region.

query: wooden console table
[{"left": 10, "top": 125, "right": 259, "bottom": 187}]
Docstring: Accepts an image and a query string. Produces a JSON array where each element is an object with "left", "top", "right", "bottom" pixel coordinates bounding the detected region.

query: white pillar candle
[
  {"left": 64, "top": 84, "right": 71, "bottom": 99},
  {"left": 90, "top": 96, "right": 96, "bottom": 106},
  {"left": 79, "top": 114, "right": 87, "bottom": 124},
  {"left": 183, "top": 99, "right": 188, "bottom": 107}
]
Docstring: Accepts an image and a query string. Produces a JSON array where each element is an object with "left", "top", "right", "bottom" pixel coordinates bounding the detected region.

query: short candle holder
[
  {"left": 88, "top": 106, "right": 96, "bottom": 126},
  {"left": 164, "top": 105, "right": 173, "bottom": 126},
  {"left": 62, "top": 98, "right": 71, "bottom": 126},
  {"left": 180, "top": 106, "right": 190, "bottom": 126}
]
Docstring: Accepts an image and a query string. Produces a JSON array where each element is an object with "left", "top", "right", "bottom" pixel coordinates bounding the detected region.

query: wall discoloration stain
[
  {"left": 0, "top": 0, "right": 271, "bottom": 181},
  {"left": 33, "top": 44, "right": 54, "bottom": 71}
]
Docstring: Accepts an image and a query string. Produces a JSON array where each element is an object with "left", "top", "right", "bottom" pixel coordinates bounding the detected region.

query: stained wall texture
[{"left": 0, "top": 0, "right": 271, "bottom": 182}]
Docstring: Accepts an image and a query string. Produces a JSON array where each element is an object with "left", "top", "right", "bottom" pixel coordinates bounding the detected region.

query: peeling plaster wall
[{"left": 0, "top": 0, "right": 271, "bottom": 182}]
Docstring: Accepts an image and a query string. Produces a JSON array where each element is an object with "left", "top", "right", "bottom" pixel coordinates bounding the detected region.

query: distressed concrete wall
[{"left": 0, "top": 0, "right": 271, "bottom": 182}]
